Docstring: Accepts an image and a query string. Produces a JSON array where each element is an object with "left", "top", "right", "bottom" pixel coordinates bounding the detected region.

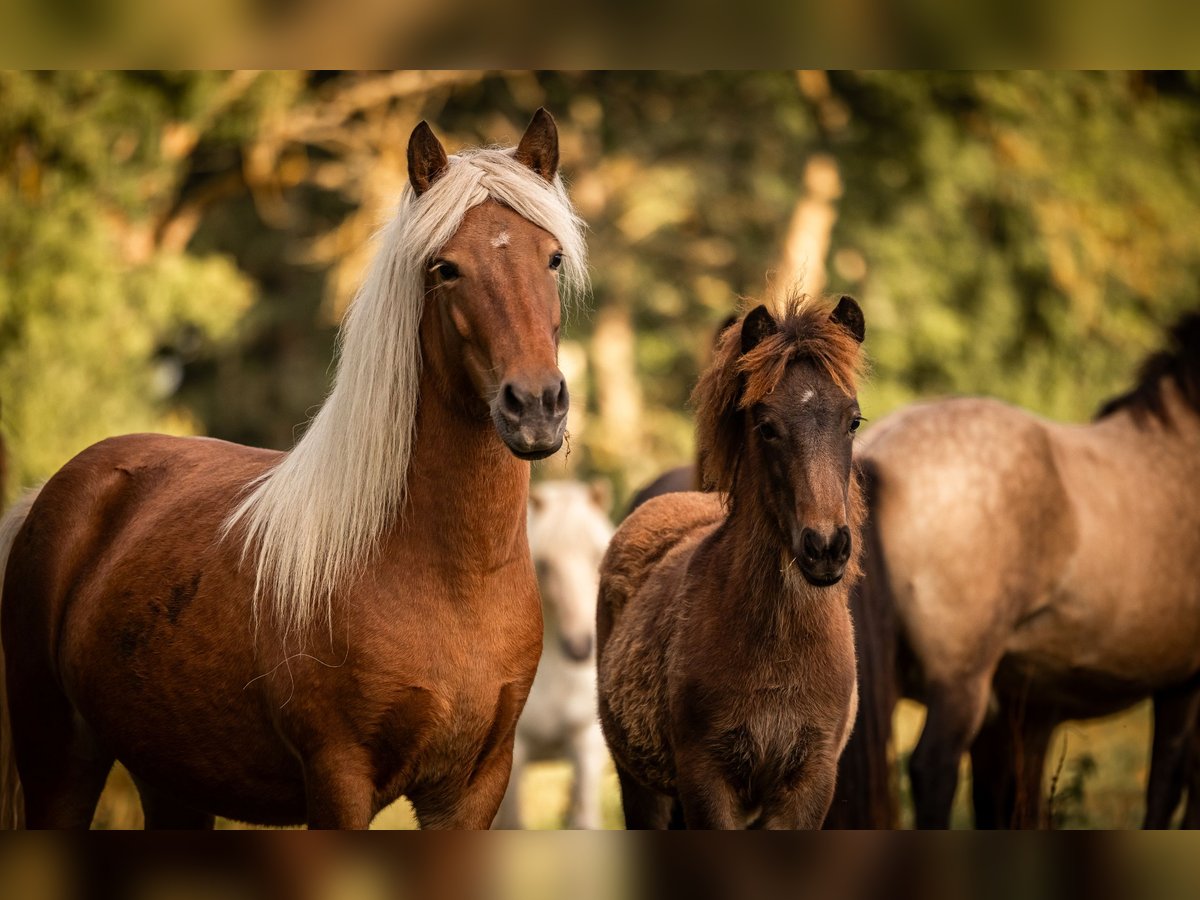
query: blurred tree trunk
[
  {"left": 589, "top": 304, "right": 644, "bottom": 481},
  {"left": 774, "top": 70, "right": 849, "bottom": 300}
]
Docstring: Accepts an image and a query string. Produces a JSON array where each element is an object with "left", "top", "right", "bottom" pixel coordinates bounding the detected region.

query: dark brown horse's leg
[
  {"left": 1144, "top": 681, "right": 1200, "bottom": 828},
  {"left": 909, "top": 677, "right": 991, "bottom": 829},
  {"left": 675, "top": 753, "right": 742, "bottom": 829},
  {"left": 970, "top": 702, "right": 1056, "bottom": 829},
  {"left": 1182, "top": 723, "right": 1200, "bottom": 829},
  {"left": 757, "top": 756, "right": 838, "bottom": 829},
  {"left": 134, "top": 775, "right": 215, "bottom": 829},
  {"left": 614, "top": 763, "right": 673, "bottom": 829}
]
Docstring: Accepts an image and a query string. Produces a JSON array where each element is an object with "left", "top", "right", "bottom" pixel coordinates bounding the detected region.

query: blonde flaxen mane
[{"left": 224, "top": 147, "right": 588, "bottom": 640}]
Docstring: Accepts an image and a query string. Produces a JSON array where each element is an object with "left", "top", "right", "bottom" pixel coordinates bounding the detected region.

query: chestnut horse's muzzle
[{"left": 492, "top": 373, "right": 569, "bottom": 460}]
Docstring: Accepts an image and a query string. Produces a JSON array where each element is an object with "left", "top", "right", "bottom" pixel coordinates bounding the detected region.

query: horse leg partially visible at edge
[
  {"left": 969, "top": 698, "right": 1057, "bottom": 829},
  {"left": 909, "top": 673, "right": 994, "bottom": 829},
  {"left": 614, "top": 763, "right": 673, "bottom": 829},
  {"left": 1144, "top": 680, "right": 1200, "bottom": 828},
  {"left": 565, "top": 720, "right": 607, "bottom": 829},
  {"left": 134, "top": 775, "right": 215, "bottom": 830},
  {"left": 492, "top": 734, "right": 528, "bottom": 829}
]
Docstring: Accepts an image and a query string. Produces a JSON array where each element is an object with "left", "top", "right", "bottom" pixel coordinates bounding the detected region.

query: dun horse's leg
[
  {"left": 614, "top": 763, "right": 673, "bottom": 829},
  {"left": 1144, "top": 682, "right": 1200, "bottom": 829},
  {"left": 909, "top": 677, "right": 992, "bottom": 829},
  {"left": 970, "top": 703, "right": 1056, "bottom": 829},
  {"left": 566, "top": 722, "right": 607, "bottom": 829},
  {"left": 134, "top": 776, "right": 215, "bottom": 830}
]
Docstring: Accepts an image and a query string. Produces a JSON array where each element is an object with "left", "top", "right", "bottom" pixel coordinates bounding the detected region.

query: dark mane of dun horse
[
  {"left": 828, "top": 310, "right": 1200, "bottom": 829},
  {"left": 597, "top": 295, "right": 868, "bottom": 829},
  {"left": 0, "top": 110, "right": 588, "bottom": 829}
]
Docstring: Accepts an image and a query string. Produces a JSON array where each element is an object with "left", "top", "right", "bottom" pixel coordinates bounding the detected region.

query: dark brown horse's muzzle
[
  {"left": 795, "top": 525, "right": 852, "bottom": 587},
  {"left": 492, "top": 374, "right": 569, "bottom": 460}
]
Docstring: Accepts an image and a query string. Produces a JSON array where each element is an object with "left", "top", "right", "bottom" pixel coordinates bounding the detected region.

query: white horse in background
[{"left": 496, "top": 480, "right": 614, "bottom": 829}]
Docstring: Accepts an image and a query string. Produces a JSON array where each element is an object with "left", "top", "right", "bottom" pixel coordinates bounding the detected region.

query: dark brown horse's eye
[
  {"left": 549, "top": 252, "right": 563, "bottom": 271},
  {"left": 431, "top": 260, "right": 460, "bottom": 281},
  {"left": 849, "top": 416, "right": 863, "bottom": 434},
  {"left": 757, "top": 421, "right": 781, "bottom": 442}
]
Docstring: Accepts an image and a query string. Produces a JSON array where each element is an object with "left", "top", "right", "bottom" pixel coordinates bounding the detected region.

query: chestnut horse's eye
[
  {"left": 849, "top": 416, "right": 863, "bottom": 435},
  {"left": 757, "top": 421, "right": 782, "bottom": 443},
  {"left": 430, "top": 260, "right": 460, "bottom": 282},
  {"left": 549, "top": 251, "right": 563, "bottom": 271}
]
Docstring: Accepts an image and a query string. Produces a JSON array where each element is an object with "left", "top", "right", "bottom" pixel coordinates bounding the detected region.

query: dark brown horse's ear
[
  {"left": 514, "top": 108, "right": 559, "bottom": 182},
  {"left": 740, "top": 305, "right": 777, "bottom": 355},
  {"left": 830, "top": 295, "right": 865, "bottom": 344},
  {"left": 408, "top": 121, "right": 449, "bottom": 196}
]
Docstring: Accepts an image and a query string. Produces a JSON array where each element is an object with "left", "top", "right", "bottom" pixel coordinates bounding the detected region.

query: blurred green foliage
[{"left": 2, "top": 71, "right": 1200, "bottom": 508}]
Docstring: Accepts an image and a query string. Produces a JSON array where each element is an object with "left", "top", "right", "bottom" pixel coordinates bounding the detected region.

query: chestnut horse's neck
[{"left": 398, "top": 375, "right": 529, "bottom": 570}]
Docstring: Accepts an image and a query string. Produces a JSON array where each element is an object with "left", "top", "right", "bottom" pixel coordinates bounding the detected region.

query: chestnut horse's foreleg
[
  {"left": 8, "top": 674, "right": 112, "bottom": 829},
  {"left": 1144, "top": 681, "right": 1200, "bottom": 829},
  {"left": 909, "top": 675, "right": 993, "bottom": 829},
  {"left": 133, "top": 775, "right": 215, "bottom": 830},
  {"left": 492, "top": 734, "right": 528, "bottom": 829},
  {"left": 614, "top": 763, "right": 673, "bottom": 829},
  {"left": 413, "top": 734, "right": 518, "bottom": 830},
  {"left": 303, "top": 751, "right": 375, "bottom": 830}
]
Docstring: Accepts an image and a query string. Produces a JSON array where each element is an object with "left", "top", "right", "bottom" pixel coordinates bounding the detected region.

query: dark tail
[{"left": 824, "top": 459, "right": 899, "bottom": 828}]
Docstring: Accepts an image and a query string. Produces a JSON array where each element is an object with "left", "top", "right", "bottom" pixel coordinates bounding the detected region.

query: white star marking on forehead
[
  {"left": 800, "top": 388, "right": 815, "bottom": 403},
  {"left": 491, "top": 231, "right": 510, "bottom": 248}
]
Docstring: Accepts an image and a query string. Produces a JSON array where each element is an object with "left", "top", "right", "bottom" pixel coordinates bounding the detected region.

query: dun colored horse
[
  {"left": 832, "top": 311, "right": 1200, "bottom": 829},
  {"left": 598, "top": 296, "right": 867, "bottom": 829},
  {"left": 0, "top": 110, "right": 588, "bottom": 829},
  {"left": 496, "top": 480, "right": 614, "bottom": 829}
]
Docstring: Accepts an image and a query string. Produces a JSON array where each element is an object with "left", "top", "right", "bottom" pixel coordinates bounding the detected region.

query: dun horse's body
[
  {"left": 0, "top": 111, "right": 588, "bottom": 829},
  {"left": 835, "top": 312, "right": 1200, "bottom": 829},
  {"left": 598, "top": 297, "right": 867, "bottom": 829},
  {"left": 496, "top": 480, "right": 613, "bottom": 829}
]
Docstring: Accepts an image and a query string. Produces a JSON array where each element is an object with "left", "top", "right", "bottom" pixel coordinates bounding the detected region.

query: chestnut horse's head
[
  {"left": 695, "top": 295, "right": 866, "bottom": 587},
  {"left": 409, "top": 110, "right": 581, "bottom": 460}
]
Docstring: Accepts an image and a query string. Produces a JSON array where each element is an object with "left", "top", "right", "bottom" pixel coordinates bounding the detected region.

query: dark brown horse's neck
[
  {"left": 716, "top": 482, "right": 840, "bottom": 640},
  {"left": 392, "top": 371, "right": 529, "bottom": 575}
]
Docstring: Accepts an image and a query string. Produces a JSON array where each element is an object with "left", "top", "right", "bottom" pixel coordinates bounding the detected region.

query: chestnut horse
[
  {"left": 597, "top": 296, "right": 867, "bottom": 829},
  {"left": 832, "top": 311, "right": 1200, "bottom": 829},
  {"left": 0, "top": 110, "right": 588, "bottom": 829}
]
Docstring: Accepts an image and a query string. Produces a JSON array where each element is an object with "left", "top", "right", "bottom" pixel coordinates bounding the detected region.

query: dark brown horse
[
  {"left": 831, "top": 311, "right": 1200, "bottom": 829},
  {"left": 597, "top": 296, "right": 867, "bottom": 829},
  {"left": 0, "top": 110, "right": 589, "bottom": 829}
]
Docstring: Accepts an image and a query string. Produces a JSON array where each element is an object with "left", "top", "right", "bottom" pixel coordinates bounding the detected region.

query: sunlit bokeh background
[{"left": 3, "top": 71, "right": 1200, "bottom": 829}]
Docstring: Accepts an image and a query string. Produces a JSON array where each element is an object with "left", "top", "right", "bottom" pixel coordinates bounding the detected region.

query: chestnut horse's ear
[
  {"left": 514, "top": 108, "right": 559, "bottom": 182},
  {"left": 830, "top": 295, "right": 865, "bottom": 344},
  {"left": 740, "top": 305, "right": 777, "bottom": 355},
  {"left": 407, "top": 121, "right": 449, "bottom": 196}
]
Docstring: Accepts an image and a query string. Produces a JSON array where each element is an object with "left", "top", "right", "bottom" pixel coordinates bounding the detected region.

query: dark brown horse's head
[
  {"left": 695, "top": 295, "right": 866, "bottom": 587},
  {"left": 409, "top": 110, "right": 572, "bottom": 460}
]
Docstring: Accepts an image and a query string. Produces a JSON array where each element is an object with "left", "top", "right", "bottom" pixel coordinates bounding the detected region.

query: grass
[{"left": 88, "top": 700, "right": 1155, "bottom": 829}]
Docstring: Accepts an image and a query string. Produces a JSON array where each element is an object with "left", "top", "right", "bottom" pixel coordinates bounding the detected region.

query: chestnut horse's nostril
[
  {"left": 552, "top": 377, "right": 569, "bottom": 416},
  {"left": 502, "top": 383, "right": 525, "bottom": 417}
]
